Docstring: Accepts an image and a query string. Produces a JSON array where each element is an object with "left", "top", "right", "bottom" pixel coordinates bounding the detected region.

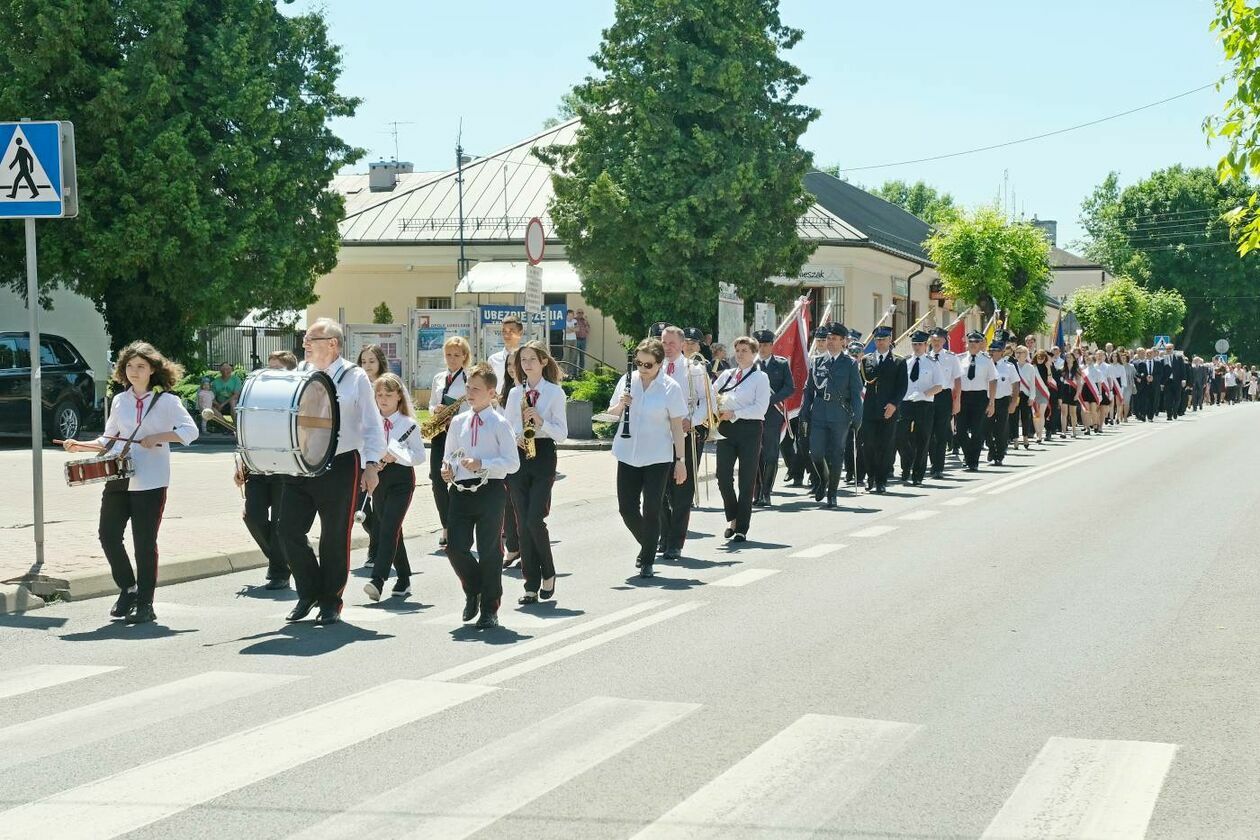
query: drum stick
[
  {"left": 353, "top": 491, "right": 371, "bottom": 524},
  {"left": 52, "top": 438, "right": 116, "bottom": 450},
  {"left": 201, "top": 409, "right": 238, "bottom": 437}
]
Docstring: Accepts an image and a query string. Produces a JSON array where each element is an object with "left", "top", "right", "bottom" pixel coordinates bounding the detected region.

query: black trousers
[
  {"left": 277, "top": 451, "right": 361, "bottom": 611},
  {"left": 1192, "top": 382, "right": 1206, "bottom": 410},
  {"left": 618, "top": 461, "right": 670, "bottom": 565},
  {"left": 502, "top": 489, "right": 521, "bottom": 555},
  {"left": 507, "top": 439, "right": 557, "bottom": 592},
  {"left": 755, "top": 412, "right": 783, "bottom": 501},
  {"left": 928, "top": 391, "right": 953, "bottom": 474},
  {"left": 718, "top": 419, "right": 762, "bottom": 535},
  {"left": 1014, "top": 392, "right": 1034, "bottom": 439},
  {"left": 428, "top": 430, "right": 451, "bottom": 529},
  {"left": 896, "top": 401, "right": 933, "bottom": 483},
  {"left": 658, "top": 431, "right": 697, "bottom": 553},
  {"left": 988, "top": 397, "right": 1012, "bottom": 461},
  {"left": 809, "top": 415, "right": 852, "bottom": 494},
  {"left": 845, "top": 425, "right": 859, "bottom": 483},
  {"left": 447, "top": 479, "right": 506, "bottom": 616},
  {"left": 779, "top": 417, "right": 804, "bottom": 482},
  {"left": 368, "top": 463, "right": 415, "bottom": 585},
  {"left": 957, "top": 391, "right": 990, "bottom": 469},
  {"left": 1163, "top": 382, "right": 1180, "bottom": 418},
  {"left": 243, "top": 474, "right": 287, "bottom": 581},
  {"left": 790, "top": 418, "right": 819, "bottom": 486},
  {"left": 859, "top": 412, "right": 897, "bottom": 490},
  {"left": 98, "top": 482, "right": 167, "bottom": 603}
]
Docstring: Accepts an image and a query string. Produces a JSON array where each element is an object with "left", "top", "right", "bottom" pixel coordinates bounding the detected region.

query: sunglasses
[{"left": 636, "top": 361, "right": 658, "bottom": 369}]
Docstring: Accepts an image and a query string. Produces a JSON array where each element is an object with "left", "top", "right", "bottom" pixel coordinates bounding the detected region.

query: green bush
[{"left": 561, "top": 364, "right": 622, "bottom": 411}]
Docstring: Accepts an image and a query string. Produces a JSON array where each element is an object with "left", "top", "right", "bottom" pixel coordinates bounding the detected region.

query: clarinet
[{"left": 620, "top": 352, "right": 634, "bottom": 439}]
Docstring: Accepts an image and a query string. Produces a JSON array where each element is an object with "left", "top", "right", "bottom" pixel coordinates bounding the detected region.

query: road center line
[
  {"left": 712, "top": 568, "right": 781, "bottom": 587},
  {"left": 898, "top": 509, "right": 939, "bottom": 521},
  {"left": 789, "top": 543, "right": 848, "bottom": 558},
  {"left": 849, "top": 525, "right": 896, "bottom": 538}
]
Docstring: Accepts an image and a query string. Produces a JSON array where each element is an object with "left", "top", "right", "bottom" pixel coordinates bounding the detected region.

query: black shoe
[
  {"left": 813, "top": 485, "right": 825, "bottom": 502},
  {"left": 540, "top": 578, "right": 555, "bottom": 600},
  {"left": 518, "top": 592, "right": 538, "bottom": 605},
  {"left": 899, "top": 472, "right": 910, "bottom": 483},
  {"left": 363, "top": 579, "right": 383, "bottom": 602},
  {"left": 462, "top": 594, "right": 479, "bottom": 622},
  {"left": 875, "top": 485, "right": 887, "bottom": 494},
  {"left": 125, "top": 600, "right": 156, "bottom": 625},
  {"left": 476, "top": 612, "right": 500, "bottom": 629},
  {"left": 723, "top": 527, "right": 735, "bottom": 539},
  {"left": 752, "top": 497, "right": 767, "bottom": 508},
  {"left": 912, "top": 478, "right": 923, "bottom": 486},
  {"left": 110, "top": 589, "right": 137, "bottom": 619},
  {"left": 732, "top": 533, "right": 747, "bottom": 543},
  {"left": 931, "top": 470, "right": 945, "bottom": 479},
  {"left": 264, "top": 578, "right": 290, "bottom": 591},
  {"left": 824, "top": 494, "right": 837, "bottom": 509},
  {"left": 314, "top": 605, "right": 341, "bottom": 625},
  {"left": 788, "top": 479, "right": 804, "bottom": 488},
  {"left": 285, "top": 598, "right": 317, "bottom": 622},
  {"left": 639, "top": 563, "right": 655, "bottom": 579},
  {"left": 662, "top": 549, "right": 681, "bottom": 561},
  {"left": 502, "top": 551, "right": 521, "bottom": 569},
  {"left": 634, "top": 556, "right": 643, "bottom": 568},
  {"left": 390, "top": 579, "right": 411, "bottom": 597}
]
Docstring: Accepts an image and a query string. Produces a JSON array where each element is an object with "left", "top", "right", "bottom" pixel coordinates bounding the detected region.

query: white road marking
[
  {"left": 973, "top": 430, "right": 1159, "bottom": 495},
  {"left": 0, "top": 665, "right": 119, "bottom": 701},
  {"left": 788, "top": 543, "right": 847, "bottom": 558},
  {"left": 981, "top": 737, "right": 1177, "bottom": 839},
  {"left": 990, "top": 431, "right": 1158, "bottom": 494},
  {"left": 630, "top": 714, "right": 921, "bottom": 839},
  {"left": 286, "top": 696, "right": 700, "bottom": 840},
  {"left": 941, "top": 496, "right": 974, "bottom": 506},
  {"left": 712, "top": 569, "right": 781, "bottom": 587},
  {"left": 471, "top": 603, "right": 703, "bottom": 686},
  {"left": 898, "top": 509, "right": 940, "bottom": 521},
  {"left": 849, "top": 525, "right": 896, "bottom": 538},
  {"left": 0, "top": 680, "right": 494, "bottom": 840},
  {"left": 0, "top": 671, "right": 299, "bottom": 771},
  {"left": 425, "top": 599, "right": 666, "bottom": 683}
]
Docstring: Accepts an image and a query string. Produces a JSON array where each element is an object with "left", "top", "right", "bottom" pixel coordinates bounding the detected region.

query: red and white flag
[{"left": 773, "top": 295, "right": 812, "bottom": 436}]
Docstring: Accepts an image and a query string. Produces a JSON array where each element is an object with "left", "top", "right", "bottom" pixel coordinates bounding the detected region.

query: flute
[{"left": 620, "top": 353, "right": 634, "bottom": 439}]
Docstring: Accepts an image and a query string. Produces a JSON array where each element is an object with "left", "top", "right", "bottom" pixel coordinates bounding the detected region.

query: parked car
[{"left": 0, "top": 332, "right": 100, "bottom": 442}]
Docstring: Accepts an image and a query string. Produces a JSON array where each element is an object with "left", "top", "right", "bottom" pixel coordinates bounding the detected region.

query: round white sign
[
  {"left": 525, "top": 217, "right": 545, "bottom": 265},
  {"left": 1215, "top": 338, "right": 1230, "bottom": 354}
]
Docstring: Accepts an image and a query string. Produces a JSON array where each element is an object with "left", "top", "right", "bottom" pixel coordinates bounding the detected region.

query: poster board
[
  {"left": 345, "top": 324, "right": 407, "bottom": 384},
  {"left": 753, "top": 303, "right": 776, "bottom": 334},
  {"left": 718, "top": 283, "right": 745, "bottom": 346},
  {"left": 479, "top": 304, "right": 566, "bottom": 361},
  {"left": 412, "top": 309, "right": 477, "bottom": 392}
]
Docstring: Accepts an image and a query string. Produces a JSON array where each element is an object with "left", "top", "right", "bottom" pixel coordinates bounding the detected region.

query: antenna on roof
[{"left": 383, "top": 121, "right": 414, "bottom": 162}]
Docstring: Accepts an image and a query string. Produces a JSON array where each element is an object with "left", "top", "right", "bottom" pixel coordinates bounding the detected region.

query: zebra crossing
[{"left": 0, "top": 662, "right": 1180, "bottom": 839}]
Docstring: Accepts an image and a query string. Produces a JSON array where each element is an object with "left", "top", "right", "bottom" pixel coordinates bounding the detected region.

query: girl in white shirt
[
  {"left": 711, "top": 337, "right": 771, "bottom": 542},
  {"left": 61, "top": 341, "right": 199, "bottom": 625},
  {"left": 606, "top": 338, "right": 688, "bottom": 578},
  {"left": 427, "top": 336, "right": 471, "bottom": 552},
  {"left": 363, "top": 373, "right": 426, "bottom": 602},
  {"left": 506, "top": 341, "right": 568, "bottom": 604}
]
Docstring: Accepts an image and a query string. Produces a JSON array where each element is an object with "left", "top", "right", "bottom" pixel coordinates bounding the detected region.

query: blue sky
[{"left": 288, "top": 0, "right": 1228, "bottom": 247}]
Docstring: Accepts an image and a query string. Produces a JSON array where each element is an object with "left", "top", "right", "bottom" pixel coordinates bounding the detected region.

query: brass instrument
[
  {"left": 422, "top": 395, "right": 467, "bottom": 440},
  {"left": 521, "top": 389, "right": 537, "bottom": 459},
  {"left": 690, "top": 353, "right": 721, "bottom": 431}
]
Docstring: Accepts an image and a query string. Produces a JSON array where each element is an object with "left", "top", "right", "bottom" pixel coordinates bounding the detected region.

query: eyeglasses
[
  {"left": 636, "top": 361, "right": 658, "bottom": 369},
  {"left": 302, "top": 336, "right": 334, "bottom": 345}
]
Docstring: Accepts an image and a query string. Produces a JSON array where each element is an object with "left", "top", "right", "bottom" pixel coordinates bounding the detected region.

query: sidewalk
[{"left": 1, "top": 440, "right": 680, "bottom": 613}]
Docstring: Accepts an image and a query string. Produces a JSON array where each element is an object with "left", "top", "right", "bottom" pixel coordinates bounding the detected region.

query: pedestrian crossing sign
[
  {"left": 1154, "top": 335, "right": 1171, "bottom": 349},
  {"left": 0, "top": 120, "right": 77, "bottom": 218}
]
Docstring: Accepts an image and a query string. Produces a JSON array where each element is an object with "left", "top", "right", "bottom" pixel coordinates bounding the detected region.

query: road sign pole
[{"left": 25, "top": 216, "right": 44, "bottom": 568}]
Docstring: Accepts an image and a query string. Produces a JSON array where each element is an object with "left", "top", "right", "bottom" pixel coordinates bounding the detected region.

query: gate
[{"left": 198, "top": 324, "right": 305, "bottom": 371}]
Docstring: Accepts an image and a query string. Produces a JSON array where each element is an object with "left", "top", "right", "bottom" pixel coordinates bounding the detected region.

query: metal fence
[{"left": 197, "top": 324, "right": 305, "bottom": 371}]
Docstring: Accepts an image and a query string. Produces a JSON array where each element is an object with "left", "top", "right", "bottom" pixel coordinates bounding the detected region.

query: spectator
[
  {"left": 211, "top": 362, "right": 242, "bottom": 429},
  {"left": 710, "top": 343, "right": 732, "bottom": 375},
  {"left": 196, "top": 377, "right": 215, "bottom": 434},
  {"left": 564, "top": 309, "right": 578, "bottom": 366},
  {"left": 573, "top": 308, "right": 591, "bottom": 372}
]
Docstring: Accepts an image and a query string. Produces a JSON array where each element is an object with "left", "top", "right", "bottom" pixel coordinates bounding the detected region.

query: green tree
[
  {"left": 1206, "top": 0, "right": 1260, "bottom": 256},
  {"left": 1145, "top": 287, "right": 1188, "bottom": 340},
  {"left": 1077, "top": 165, "right": 1259, "bottom": 355},
  {"left": 372, "top": 301, "right": 394, "bottom": 324},
  {"left": 539, "top": 0, "right": 819, "bottom": 340},
  {"left": 0, "top": 0, "right": 361, "bottom": 361},
  {"left": 924, "top": 206, "right": 1051, "bottom": 336},
  {"left": 1066, "top": 276, "right": 1148, "bottom": 346},
  {"left": 872, "top": 179, "right": 958, "bottom": 225}
]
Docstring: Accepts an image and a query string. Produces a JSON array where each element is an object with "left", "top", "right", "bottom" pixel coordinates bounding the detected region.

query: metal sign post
[
  {"left": 524, "top": 217, "right": 546, "bottom": 343},
  {"left": 1, "top": 119, "right": 78, "bottom": 570}
]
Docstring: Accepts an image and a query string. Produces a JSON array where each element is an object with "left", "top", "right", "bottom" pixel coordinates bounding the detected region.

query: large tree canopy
[
  {"left": 925, "top": 206, "right": 1052, "bottom": 337},
  {"left": 0, "top": 0, "right": 361, "bottom": 361},
  {"left": 871, "top": 180, "right": 958, "bottom": 226},
  {"left": 1078, "top": 165, "right": 1260, "bottom": 356},
  {"left": 539, "top": 0, "right": 819, "bottom": 340},
  {"left": 1206, "top": 0, "right": 1260, "bottom": 256}
]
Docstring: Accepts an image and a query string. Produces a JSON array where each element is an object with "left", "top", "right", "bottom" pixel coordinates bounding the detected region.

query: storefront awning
[{"left": 455, "top": 260, "right": 583, "bottom": 295}]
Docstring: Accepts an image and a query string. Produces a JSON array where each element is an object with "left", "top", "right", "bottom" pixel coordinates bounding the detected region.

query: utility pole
[
  {"left": 456, "top": 119, "right": 467, "bottom": 280},
  {"left": 384, "top": 121, "right": 414, "bottom": 161}
]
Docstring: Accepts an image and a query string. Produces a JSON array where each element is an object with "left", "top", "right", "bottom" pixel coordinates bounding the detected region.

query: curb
[{"left": 0, "top": 584, "right": 46, "bottom": 613}]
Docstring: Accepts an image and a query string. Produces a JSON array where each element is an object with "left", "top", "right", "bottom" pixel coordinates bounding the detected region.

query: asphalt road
[{"left": 0, "top": 403, "right": 1256, "bottom": 839}]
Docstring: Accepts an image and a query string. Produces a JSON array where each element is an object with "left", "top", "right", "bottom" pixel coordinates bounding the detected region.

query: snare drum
[
  {"left": 236, "top": 369, "right": 340, "bottom": 476},
  {"left": 65, "top": 454, "right": 134, "bottom": 487}
]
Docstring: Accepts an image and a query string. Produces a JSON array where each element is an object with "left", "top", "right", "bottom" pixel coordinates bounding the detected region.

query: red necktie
[
  {"left": 383, "top": 418, "right": 393, "bottom": 435},
  {"left": 134, "top": 394, "right": 146, "bottom": 425},
  {"left": 445, "top": 371, "right": 455, "bottom": 388},
  {"left": 527, "top": 389, "right": 539, "bottom": 405},
  {"left": 734, "top": 369, "right": 743, "bottom": 385},
  {"left": 470, "top": 413, "right": 484, "bottom": 446},
  {"left": 667, "top": 361, "right": 675, "bottom": 376}
]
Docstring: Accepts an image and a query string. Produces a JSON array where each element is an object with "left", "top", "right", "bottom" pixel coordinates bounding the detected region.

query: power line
[{"left": 840, "top": 83, "right": 1217, "bottom": 172}]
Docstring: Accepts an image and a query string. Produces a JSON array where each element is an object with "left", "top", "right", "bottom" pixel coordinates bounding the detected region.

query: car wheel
[{"left": 50, "top": 400, "right": 81, "bottom": 442}]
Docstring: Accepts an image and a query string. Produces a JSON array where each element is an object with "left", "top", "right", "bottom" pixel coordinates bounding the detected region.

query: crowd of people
[{"left": 57, "top": 315, "right": 1249, "bottom": 630}]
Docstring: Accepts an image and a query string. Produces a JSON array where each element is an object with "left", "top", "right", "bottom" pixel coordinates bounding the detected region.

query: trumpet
[
  {"left": 521, "top": 390, "right": 537, "bottom": 460},
  {"left": 422, "top": 395, "right": 467, "bottom": 440}
]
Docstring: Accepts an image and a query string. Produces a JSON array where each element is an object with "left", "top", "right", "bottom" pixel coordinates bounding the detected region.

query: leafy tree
[
  {"left": 1077, "top": 165, "right": 1260, "bottom": 355},
  {"left": 372, "top": 301, "right": 394, "bottom": 324},
  {"left": 924, "top": 206, "right": 1051, "bottom": 337},
  {"left": 539, "top": 0, "right": 819, "bottom": 340},
  {"left": 1206, "top": 0, "right": 1260, "bottom": 256},
  {"left": 1145, "top": 287, "right": 1187, "bottom": 340},
  {"left": 0, "top": 0, "right": 361, "bottom": 362},
  {"left": 541, "top": 91, "right": 585, "bottom": 129},
  {"left": 872, "top": 179, "right": 958, "bottom": 225},
  {"left": 1066, "top": 276, "right": 1148, "bottom": 346}
]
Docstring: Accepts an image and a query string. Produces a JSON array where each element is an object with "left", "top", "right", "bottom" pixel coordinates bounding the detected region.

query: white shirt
[
  {"left": 958, "top": 352, "right": 999, "bottom": 392},
  {"left": 993, "top": 358, "right": 1017, "bottom": 398},
  {"left": 902, "top": 353, "right": 941, "bottom": 402},
  {"left": 1226, "top": 370, "right": 1238, "bottom": 386},
  {"left": 1107, "top": 362, "right": 1127, "bottom": 391},
  {"left": 506, "top": 378, "right": 569, "bottom": 442},
  {"left": 323, "top": 357, "right": 387, "bottom": 463},
  {"left": 712, "top": 365, "right": 772, "bottom": 420},
  {"left": 380, "top": 411, "right": 426, "bottom": 468},
  {"left": 662, "top": 353, "right": 710, "bottom": 428},
  {"left": 1052, "top": 356, "right": 1065, "bottom": 370},
  {"left": 609, "top": 371, "right": 687, "bottom": 467},
  {"left": 442, "top": 407, "right": 520, "bottom": 481},
  {"left": 428, "top": 368, "right": 470, "bottom": 414},
  {"left": 1013, "top": 361, "right": 1038, "bottom": 397},
  {"left": 564, "top": 317, "right": 577, "bottom": 341},
  {"left": 96, "top": 389, "right": 199, "bottom": 492},
  {"left": 930, "top": 348, "right": 961, "bottom": 393},
  {"left": 1085, "top": 363, "right": 1108, "bottom": 395},
  {"left": 488, "top": 346, "right": 522, "bottom": 390}
]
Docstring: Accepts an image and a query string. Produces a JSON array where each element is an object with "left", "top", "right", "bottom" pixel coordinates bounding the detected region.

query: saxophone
[
  {"left": 521, "top": 390, "right": 537, "bottom": 459},
  {"left": 421, "top": 395, "right": 467, "bottom": 440}
]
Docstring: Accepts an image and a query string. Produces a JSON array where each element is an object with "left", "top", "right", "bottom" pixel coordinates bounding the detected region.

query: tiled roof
[
  {"left": 1049, "top": 246, "right": 1103, "bottom": 269},
  {"left": 802, "top": 170, "right": 935, "bottom": 264}
]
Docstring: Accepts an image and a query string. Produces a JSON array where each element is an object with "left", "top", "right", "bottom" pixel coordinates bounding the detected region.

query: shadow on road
[
  {"left": 60, "top": 621, "right": 198, "bottom": 642},
  {"left": 231, "top": 623, "right": 393, "bottom": 656}
]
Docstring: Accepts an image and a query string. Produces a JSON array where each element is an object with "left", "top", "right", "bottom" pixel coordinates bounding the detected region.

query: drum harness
[{"left": 90, "top": 391, "right": 166, "bottom": 486}]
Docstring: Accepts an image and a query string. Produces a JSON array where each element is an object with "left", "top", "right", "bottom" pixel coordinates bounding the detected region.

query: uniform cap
[
  {"left": 929, "top": 327, "right": 948, "bottom": 338},
  {"left": 848, "top": 328, "right": 862, "bottom": 340},
  {"left": 910, "top": 330, "right": 930, "bottom": 343},
  {"left": 872, "top": 325, "right": 893, "bottom": 338},
  {"left": 989, "top": 339, "right": 1007, "bottom": 351},
  {"left": 682, "top": 327, "right": 704, "bottom": 342},
  {"left": 847, "top": 341, "right": 864, "bottom": 355},
  {"left": 752, "top": 329, "right": 775, "bottom": 344},
  {"left": 966, "top": 330, "right": 984, "bottom": 342},
  {"left": 827, "top": 322, "right": 849, "bottom": 337},
  {"left": 648, "top": 321, "right": 670, "bottom": 338},
  {"left": 813, "top": 326, "right": 830, "bottom": 340}
]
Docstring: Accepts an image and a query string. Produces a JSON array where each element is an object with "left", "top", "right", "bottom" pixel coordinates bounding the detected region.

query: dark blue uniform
[{"left": 801, "top": 349, "right": 863, "bottom": 506}]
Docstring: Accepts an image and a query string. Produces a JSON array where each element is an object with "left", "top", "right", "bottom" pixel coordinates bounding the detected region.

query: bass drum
[{"left": 236, "top": 369, "right": 340, "bottom": 476}]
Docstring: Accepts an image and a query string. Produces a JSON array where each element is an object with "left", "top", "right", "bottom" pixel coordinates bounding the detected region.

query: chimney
[
  {"left": 1030, "top": 216, "right": 1058, "bottom": 247},
  {"left": 368, "top": 160, "right": 414, "bottom": 192}
]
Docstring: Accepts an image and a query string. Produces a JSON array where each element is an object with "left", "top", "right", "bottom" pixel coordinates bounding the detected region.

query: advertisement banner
[
  {"left": 479, "top": 304, "right": 565, "bottom": 360},
  {"left": 345, "top": 324, "right": 407, "bottom": 383},
  {"left": 412, "top": 309, "right": 477, "bottom": 391}
]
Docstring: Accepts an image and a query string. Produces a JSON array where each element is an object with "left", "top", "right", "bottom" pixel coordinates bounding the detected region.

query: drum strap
[
  {"left": 118, "top": 391, "right": 165, "bottom": 460},
  {"left": 334, "top": 362, "right": 357, "bottom": 385}
]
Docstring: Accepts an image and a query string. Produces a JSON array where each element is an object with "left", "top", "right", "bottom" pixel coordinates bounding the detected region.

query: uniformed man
[
  {"left": 789, "top": 325, "right": 829, "bottom": 490},
  {"left": 987, "top": 337, "right": 1018, "bottom": 466},
  {"left": 896, "top": 330, "right": 942, "bottom": 486},
  {"left": 800, "top": 323, "right": 863, "bottom": 508},
  {"left": 927, "top": 326, "right": 961, "bottom": 479},
  {"left": 751, "top": 329, "right": 796, "bottom": 506},
  {"left": 844, "top": 339, "right": 864, "bottom": 486},
  {"left": 683, "top": 327, "right": 713, "bottom": 380},
  {"left": 858, "top": 325, "right": 907, "bottom": 494},
  {"left": 956, "top": 330, "right": 998, "bottom": 471},
  {"left": 657, "top": 325, "right": 711, "bottom": 559}
]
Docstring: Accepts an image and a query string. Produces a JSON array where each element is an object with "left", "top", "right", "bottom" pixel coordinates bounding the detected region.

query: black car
[{"left": 0, "top": 332, "right": 99, "bottom": 442}]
